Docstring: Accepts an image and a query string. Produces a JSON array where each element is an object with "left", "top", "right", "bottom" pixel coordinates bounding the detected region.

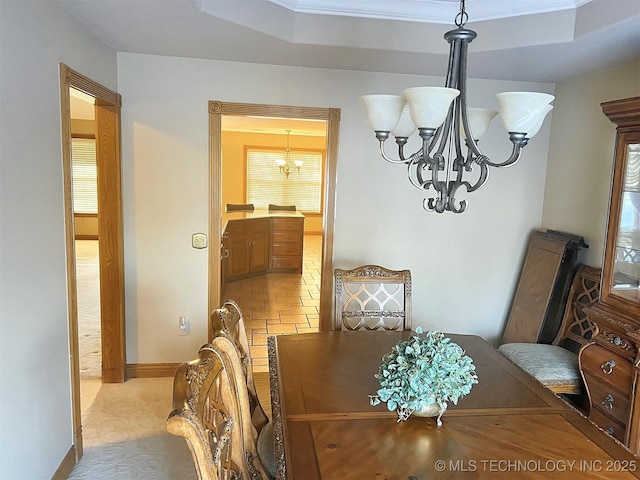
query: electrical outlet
[
  {"left": 425, "top": 320, "right": 435, "bottom": 332},
  {"left": 179, "top": 316, "right": 189, "bottom": 336}
]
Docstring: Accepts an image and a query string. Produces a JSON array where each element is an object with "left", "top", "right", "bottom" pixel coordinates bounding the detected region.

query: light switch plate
[{"left": 192, "top": 233, "right": 207, "bottom": 249}]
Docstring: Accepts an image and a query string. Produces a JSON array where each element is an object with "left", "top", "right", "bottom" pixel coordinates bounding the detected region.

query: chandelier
[
  {"left": 277, "top": 129, "right": 303, "bottom": 178},
  {"left": 360, "top": 0, "right": 554, "bottom": 213}
]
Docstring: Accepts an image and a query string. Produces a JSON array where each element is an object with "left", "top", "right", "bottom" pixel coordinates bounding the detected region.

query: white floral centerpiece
[{"left": 369, "top": 327, "right": 478, "bottom": 425}]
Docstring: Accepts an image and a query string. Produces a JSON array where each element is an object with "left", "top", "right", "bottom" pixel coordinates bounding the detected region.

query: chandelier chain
[{"left": 455, "top": 0, "right": 468, "bottom": 28}]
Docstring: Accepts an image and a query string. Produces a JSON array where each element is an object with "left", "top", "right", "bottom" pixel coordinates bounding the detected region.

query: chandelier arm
[
  {"left": 434, "top": 40, "right": 463, "bottom": 160},
  {"left": 444, "top": 32, "right": 459, "bottom": 89},
  {"left": 428, "top": 153, "right": 448, "bottom": 213},
  {"left": 481, "top": 138, "right": 526, "bottom": 168},
  {"left": 447, "top": 181, "right": 468, "bottom": 214},
  {"left": 412, "top": 131, "right": 439, "bottom": 190},
  {"left": 399, "top": 141, "right": 426, "bottom": 164},
  {"left": 434, "top": 108, "right": 455, "bottom": 160},
  {"left": 464, "top": 162, "right": 490, "bottom": 193},
  {"left": 457, "top": 145, "right": 489, "bottom": 192},
  {"left": 452, "top": 37, "right": 469, "bottom": 161},
  {"left": 453, "top": 102, "right": 464, "bottom": 161},
  {"left": 457, "top": 40, "right": 487, "bottom": 162},
  {"left": 427, "top": 124, "right": 444, "bottom": 158},
  {"left": 409, "top": 158, "right": 431, "bottom": 190},
  {"left": 377, "top": 138, "right": 411, "bottom": 164}
]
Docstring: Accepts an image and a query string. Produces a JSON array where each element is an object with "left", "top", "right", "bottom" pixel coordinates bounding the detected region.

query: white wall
[
  {"left": 0, "top": 2, "right": 117, "bottom": 478},
  {"left": 542, "top": 58, "right": 640, "bottom": 267},
  {"left": 118, "top": 53, "right": 554, "bottom": 359}
]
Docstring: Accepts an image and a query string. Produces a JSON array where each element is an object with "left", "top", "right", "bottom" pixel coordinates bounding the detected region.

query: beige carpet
[
  {"left": 76, "top": 240, "right": 101, "bottom": 380},
  {"left": 69, "top": 378, "right": 196, "bottom": 480}
]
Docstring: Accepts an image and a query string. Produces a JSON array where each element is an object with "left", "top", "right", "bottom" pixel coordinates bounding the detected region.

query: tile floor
[{"left": 222, "top": 234, "right": 322, "bottom": 372}]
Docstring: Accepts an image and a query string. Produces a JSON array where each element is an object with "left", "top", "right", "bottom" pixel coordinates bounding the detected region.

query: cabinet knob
[
  {"left": 601, "top": 359, "right": 616, "bottom": 375},
  {"left": 606, "top": 427, "right": 615, "bottom": 436},
  {"left": 602, "top": 394, "right": 614, "bottom": 410}
]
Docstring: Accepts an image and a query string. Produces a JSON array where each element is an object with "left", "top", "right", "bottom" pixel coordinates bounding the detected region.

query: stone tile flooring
[{"left": 222, "top": 235, "right": 322, "bottom": 372}]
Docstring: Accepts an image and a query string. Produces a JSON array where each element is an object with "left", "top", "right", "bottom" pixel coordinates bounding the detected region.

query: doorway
[
  {"left": 69, "top": 88, "right": 102, "bottom": 416},
  {"left": 60, "top": 64, "right": 125, "bottom": 460},
  {"left": 208, "top": 102, "right": 341, "bottom": 334}
]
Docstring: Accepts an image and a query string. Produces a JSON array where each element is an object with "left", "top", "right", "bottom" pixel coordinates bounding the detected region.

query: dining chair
[
  {"left": 226, "top": 203, "right": 255, "bottom": 212},
  {"left": 210, "top": 300, "right": 276, "bottom": 477},
  {"left": 334, "top": 264, "right": 412, "bottom": 331},
  {"left": 268, "top": 204, "right": 296, "bottom": 211},
  {"left": 498, "top": 265, "right": 601, "bottom": 395},
  {"left": 166, "top": 336, "right": 273, "bottom": 480},
  {"left": 210, "top": 300, "right": 269, "bottom": 433}
]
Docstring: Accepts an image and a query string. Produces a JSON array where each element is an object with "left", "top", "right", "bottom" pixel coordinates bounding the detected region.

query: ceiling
[
  {"left": 57, "top": 0, "right": 640, "bottom": 84},
  {"left": 223, "top": 116, "right": 327, "bottom": 136}
]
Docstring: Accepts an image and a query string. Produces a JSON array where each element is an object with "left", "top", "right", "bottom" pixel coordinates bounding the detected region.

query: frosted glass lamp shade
[
  {"left": 391, "top": 105, "right": 417, "bottom": 138},
  {"left": 403, "top": 87, "right": 460, "bottom": 129},
  {"left": 294, "top": 160, "right": 303, "bottom": 167},
  {"left": 495, "top": 92, "right": 554, "bottom": 135},
  {"left": 463, "top": 108, "right": 498, "bottom": 140},
  {"left": 276, "top": 159, "right": 286, "bottom": 167},
  {"left": 523, "top": 105, "right": 553, "bottom": 139},
  {"left": 359, "top": 95, "right": 406, "bottom": 132}
]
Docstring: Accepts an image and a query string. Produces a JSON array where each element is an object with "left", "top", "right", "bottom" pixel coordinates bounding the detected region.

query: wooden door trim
[
  {"left": 59, "top": 64, "right": 124, "bottom": 462},
  {"left": 95, "top": 104, "right": 126, "bottom": 382},
  {"left": 208, "top": 102, "right": 340, "bottom": 332}
]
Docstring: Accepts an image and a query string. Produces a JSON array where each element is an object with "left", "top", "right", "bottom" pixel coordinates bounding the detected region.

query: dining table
[{"left": 267, "top": 331, "right": 639, "bottom": 479}]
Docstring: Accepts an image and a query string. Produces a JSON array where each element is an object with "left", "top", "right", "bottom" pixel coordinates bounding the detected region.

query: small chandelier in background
[
  {"left": 277, "top": 129, "right": 303, "bottom": 178},
  {"left": 360, "top": 0, "right": 554, "bottom": 214}
]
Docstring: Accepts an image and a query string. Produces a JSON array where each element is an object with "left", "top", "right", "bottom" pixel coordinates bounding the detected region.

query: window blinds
[
  {"left": 246, "top": 149, "right": 323, "bottom": 213},
  {"left": 71, "top": 138, "right": 98, "bottom": 214}
]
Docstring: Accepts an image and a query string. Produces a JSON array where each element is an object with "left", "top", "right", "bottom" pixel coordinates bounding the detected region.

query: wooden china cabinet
[{"left": 578, "top": 96, "right": 640, "bottom": 453}]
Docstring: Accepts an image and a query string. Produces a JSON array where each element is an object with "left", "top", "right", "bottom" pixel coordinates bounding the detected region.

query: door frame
[
  {"left": 59, "top": 64, "right": 126, "bottom": 460},
  {"left": 208, "top": 101, "right": 340, "bottom": 330}
]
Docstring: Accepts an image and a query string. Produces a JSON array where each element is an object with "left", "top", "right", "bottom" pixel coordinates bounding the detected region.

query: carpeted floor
[
  {"left": 69, "top": 377, "right": 197, "bottom": 480},
  {"left": 76, "top": 240, "right": 101, "bottom": 380},
  {"left": 68, "top": 373, "right": 272, "bottom": 479}
]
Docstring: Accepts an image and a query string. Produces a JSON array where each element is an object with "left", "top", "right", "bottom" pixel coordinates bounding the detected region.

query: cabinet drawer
[
  {"left": 583, "top": 372, "right": 630, "bottom": 424},
  {"left": 226, "top": 221, "right": 251, "bottom": 236},
  {"left": 272, "top": 218, "right": 302, "bottom": 231},
  {"left": 597, "top": 330, "right": 638, "bottom": 360},
  {"left": 589, "top": 406, "right": 627, "bottom": 443},
  {"left": 273, "top": 232, "right": 301, "bottom": 244},
  {"left": 272, "top": 244, "right": 301, "bottom": 256},
  {"left": 271, "top": 256, "right": 301, "bottom": 270},
  {"left": 580, "top": 343, "right": 633, "bottom": 393}
]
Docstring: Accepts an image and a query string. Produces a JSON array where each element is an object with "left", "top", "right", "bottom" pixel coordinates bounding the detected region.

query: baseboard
[
  {"left": 52, "top": 445, "right": 77, "bottom": 480},
  {"left": 126, "top": 362, "right": 180, "bottom": 378}
]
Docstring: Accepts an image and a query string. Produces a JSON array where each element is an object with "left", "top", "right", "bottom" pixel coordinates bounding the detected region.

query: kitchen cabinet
[
  {"left": 225, "top": 218, "right": 270, "bottom": 280},
  {"left": 270, "top": 217, "right": 304, "bottom": 272},
  {"left": 222, "top": 212, "right": 305, "bottom": 282}
]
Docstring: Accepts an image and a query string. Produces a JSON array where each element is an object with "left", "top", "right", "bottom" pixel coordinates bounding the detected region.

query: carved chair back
[
  {"left": 210, "top": 300, "right": 269, "bottom": 433},
  {"left": 552, "top": 265, "right": 601, "bottom": 353},
  {"left": 166, "top": 336, "right": 269, "bottom": 480},
  {"left": 334, "top": 265, "right": 412, "bottom": 331}
]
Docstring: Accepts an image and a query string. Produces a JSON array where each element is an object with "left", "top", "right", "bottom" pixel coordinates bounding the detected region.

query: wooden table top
[{"left": 268, "top": 331, "right": 639, "bottom": 479}]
